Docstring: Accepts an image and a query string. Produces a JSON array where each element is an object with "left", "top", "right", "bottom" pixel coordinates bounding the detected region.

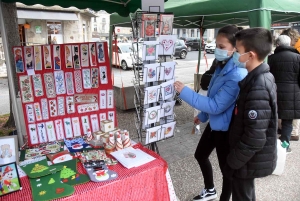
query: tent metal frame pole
[
  {"left": 197, "top": 16, "right": 204, "bottom": 74},
  {"left": 0, "top": 0, "right": 24, "bottom": 146}
]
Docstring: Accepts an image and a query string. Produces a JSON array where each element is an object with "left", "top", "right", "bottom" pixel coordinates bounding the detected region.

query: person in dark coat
[
  {"left": 224, "top": 28, "right": 277, "bottom": 201},
  {"left": 268, "top": 35, "right": 300, "bottom": 151}
]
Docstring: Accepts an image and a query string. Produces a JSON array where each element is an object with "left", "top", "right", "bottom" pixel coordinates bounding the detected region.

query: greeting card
[
  {"left": 72, "top": 45, "right": 81, "bottom": 69},
  {"left": 37, "top": 123, "right": 48, "bottom": 143},
  {"left": 143, "top": 106, "right": 161, "bottom": 126},
  {"left": 65, "top": 72, "right": 75, "bottom": 95},
  {"left": 26, "top": 104, "right": 35, "bottom": 123},
  {"left": 43, "top": 45, "right": 52, "bottom": 69},
  {"left": 14, "top": 47, "right": 24, "bottom": 73},
  {"left": 28, "top": 124, "right": 39, "bottom": 144},
  {"left": 54, "top": 70, "right": 66, "bottom": 95},
  {"left": 159, "top": 14, "right": 174, "bottom": 35},
  {"left": 161, "top": 100, "right": 176, "bottom": 117},
  {"left": 107, "top": 89, "right": 114, "bottom": 109},
  {"left": 99, "top": 66, "right": 108, "bottom": 84},
  {"left": 33, "top": 102, "right": 43, "bottom": 121},
  {"left": 144, "top": 85, "right": 160, "bottom": 105},
  {"left": 55, "top": 119, "right": 65, "bottom": 140},
  {"left": 80, "top": 44, "right": 89, "bottom": 67},
  {"left": 145, "top": 125, "right": 162, "bottom": 144},
  {"left": 142, "top": 14, "right": 157, "bottom": 38},
  {"left": 24, "top": 46, "right": 34, "bottom": 72},
  {"left": 65, "top": 45, "right": 73, "bottom": 68},
  {"left": 97, "top": 42, "right": 105, "bottom": 63},
  {"left": 89, "top": 43, "right": 97, "bottom": 66},
  {"left": 142, "top": 41, "right": 159, "bottom": 61},
  {"left": 160, "top": 79, "right": 175, "bottom": 101},
  {"left": 46, "top": 121, "right": 57, "bottom": 142},
  {"left": 159, "top": 61, "right": 176, "bottom": 80},
  {"left": 91, "top": 68, "right": 99, "bottom": 88},
  {"left": 143, "top": 63, "right": 160, "bottom": 83},
  {"left": 34, "top": 46, "right": 42, "bottom": 71},
  {"left": 161, "top": 121, "right": 176, "bottom": 139},
  {"left": 82, "top": 69, "right": 92, "bottom": 89},
  {"left": 44, "top": 73, "right": 56, "bottom": 98},
  {"left": 53, "top": 45, "right": 61, "bottom": 70},
  {"left": 74, "top": 70, "right": 83, "bottom": 93},
  {"left": 63, "top": 118, "right": 74, "bottom": 139},
  {"left": 41, "top": 98, "right": 49, "bottom": 120},
  {"left": 71, "top": 117, "right": 81, "bottom": 137},
  {"left": 32, "top": 74, "right": 44, "bottom": 97},
  {"left": 158, "top": 35, "right": 177, "bottom": 55},
  {"left": 19, "top": 75, "right": 34, "bottom": 103}
]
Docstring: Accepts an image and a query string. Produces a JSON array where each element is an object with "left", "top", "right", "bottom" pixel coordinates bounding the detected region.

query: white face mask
[{"left": 214, "top": 48, "right": 233, "bottom": 61}]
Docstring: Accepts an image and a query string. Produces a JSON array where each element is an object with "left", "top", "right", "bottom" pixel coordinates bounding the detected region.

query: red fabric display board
[
  {"left": 0, "top": 144, "right": 171, "bottom": 201},
  {"left": 14, "top": 42, "right": 116, "bottom": 146}
]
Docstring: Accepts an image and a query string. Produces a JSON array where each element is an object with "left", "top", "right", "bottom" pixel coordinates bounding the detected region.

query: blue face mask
[
  {"left": 233, "top": 52, "right": 249, "bottom": 68},
  {"left": 214, "top": 48, "right": 231, "bottom": 61}
]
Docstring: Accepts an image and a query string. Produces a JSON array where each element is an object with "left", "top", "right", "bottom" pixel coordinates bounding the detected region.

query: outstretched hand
[{"left": 174, "top": 81, "right": 185, "bottom": 93}]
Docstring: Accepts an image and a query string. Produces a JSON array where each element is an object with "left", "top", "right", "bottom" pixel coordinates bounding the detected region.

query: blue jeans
[{"left": 280, "top": 119, "right": 293, "bottom": 144}]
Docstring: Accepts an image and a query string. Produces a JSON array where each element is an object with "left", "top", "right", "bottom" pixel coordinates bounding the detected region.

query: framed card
[
  {"left": 89, "top": 43, "right": 97, "bottom": 66},
  {"left": 158, "top": 35, "right": 177, "bottom": 55},
  {"left": 65, "top": 45, "right": 73, "bottom": 68},
  {"left": 145, "top": 126, "right": 161, "bottom": 144},
  {"left": 161, "top": 121, "right": 176, "bottom": 139},
  {"left": 143, "top": 63, "right": 160, "bottom": 83},
  {"left": 161, "top": 100, "right": 176, "bottom": 117},
  {"left": 144, "top": 85, "right": 160, "bottom": 105},
  {"left": 0, "top": 162, "right": 22, "bottom": 196},
  {"left": 43, "top": 45, "right": 52, "bottom": 69},
  {"left": 0, "top": 136, "right": 18, "bottom": 165},
  {"left": 159, "top": 61, "right": 176, "bottom": 80},
  {"left": 19, "top": 75, "right": 34, "bottom": 103},
  {"left": 143, "top": 106, "right": 161, "bottom": 126},
  {"left": 53, "top": 45, "right": 61, "bottom": 70},
  {"left": 160, "top": 14, "right": 174, "bottom": 35},
  {"left": 142, "top": 41, "right": 159, "bottom": 61},
  {"left": 34, "top": 46, "right": 42, "bottom": 71},
  {"left": 142, "top": 14, "right": 157, "bottom": 38},
  {"left": 160, "top": 79, "right": 175, "bottom": 101},
  {"left": 72, "top": 45, "right": 81, "bottom": 69},
  {"left": 13, "top": 47, "right": 24, "bottom": 73},
  {"left": 80, "top": 43, "right": 89, "bottom": 67},
  {"left": 97, "top": 42, "right": 105, "bottom": 63}
]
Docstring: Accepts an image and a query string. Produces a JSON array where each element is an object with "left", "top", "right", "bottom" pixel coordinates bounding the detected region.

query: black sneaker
[{"left": 193, "top": 188, "right": 217, "bottom": 201}]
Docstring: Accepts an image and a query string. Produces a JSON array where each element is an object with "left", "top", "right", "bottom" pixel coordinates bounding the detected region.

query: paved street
[{"left": 0, "top": 77, "right": 9, "bottom": 115}]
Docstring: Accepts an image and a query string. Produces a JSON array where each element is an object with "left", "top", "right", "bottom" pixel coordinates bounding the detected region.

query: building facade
[
  {"left": 91, "top": 10, "right": 110, "bottom": 41},
  {"left": 173, "top": 28, "right": 215, "bottom": 41}
]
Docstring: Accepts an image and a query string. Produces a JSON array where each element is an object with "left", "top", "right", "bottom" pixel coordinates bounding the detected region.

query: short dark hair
[
  {"left": 235, "top": 28, "right": 272, "bottom": 61},
  {"left": 218, "top": 25, "right": 243, "bottom": 47}
]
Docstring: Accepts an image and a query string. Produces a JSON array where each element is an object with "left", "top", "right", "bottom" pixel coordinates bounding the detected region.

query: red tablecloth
[{"left": 1, "top": 144, "right": 170, "bottom": 201}]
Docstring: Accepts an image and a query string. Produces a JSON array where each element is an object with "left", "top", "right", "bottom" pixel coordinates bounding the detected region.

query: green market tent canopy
[
  {"left": 2, "top": 0, "right": 167, "bottom": 17},
  {"left": 110, "top": 0, "right": 300, "bottom": 28}
]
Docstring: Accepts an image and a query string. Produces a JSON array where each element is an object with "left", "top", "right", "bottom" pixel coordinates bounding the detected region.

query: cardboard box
[{"left": 100, "top": 120, "right": 115, "bottom": 133}]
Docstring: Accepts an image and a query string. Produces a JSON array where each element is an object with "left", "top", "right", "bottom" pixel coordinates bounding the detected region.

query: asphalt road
[{"left": 0, "top": 51, "right": 215, "bottom": 115}]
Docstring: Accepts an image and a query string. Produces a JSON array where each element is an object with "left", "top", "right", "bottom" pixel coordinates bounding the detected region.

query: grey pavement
[{"left": 0, "top": 77, "right": 9, "bottom": 115}]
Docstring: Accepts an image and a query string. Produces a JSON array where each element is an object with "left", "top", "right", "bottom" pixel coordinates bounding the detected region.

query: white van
[{"left": 112, "top": 43, "right": 142, "bottom": 70}]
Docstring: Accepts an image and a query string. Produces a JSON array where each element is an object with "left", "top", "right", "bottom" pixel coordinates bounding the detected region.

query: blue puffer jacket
[{"left": 179, "top": 58, "right": 247, "bottom": 131}]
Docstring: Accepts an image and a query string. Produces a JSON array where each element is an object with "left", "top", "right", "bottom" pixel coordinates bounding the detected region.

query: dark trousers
[
  {"left": 232, "top": 177, "right": 255, "bottom": 201},
  {"left": 280, "top": 119, "right": 293, "bottom": 144},
  {"left": 194, "top": 123, "right": 231, "bottom": 201}
]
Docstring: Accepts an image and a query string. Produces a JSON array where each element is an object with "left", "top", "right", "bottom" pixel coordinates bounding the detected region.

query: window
[
  {"left": 94, "top": 17, "right": 97, "bottom": 23},
  {"left": 191, "top": 30, "right": 195, "bottom": 37},
  {"left": 47, "top": 21, "right": 62, "bottom": 44},
  {"left": 102, "top": 25, "right": 105, "bottom": 32},
  {"left": 102, "top": 18, "right": 106, "bottom": 24},
  {"left": 94, "top": 26, "right": 97, "bottom": 32}
]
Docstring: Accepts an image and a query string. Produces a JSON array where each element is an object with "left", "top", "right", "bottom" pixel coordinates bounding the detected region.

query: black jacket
[
  {"left": 268, "top": 46, "right": 300, "bottom": 119},
  {"left": 227, "top": 63, "right": 278, "bottom": 179}
]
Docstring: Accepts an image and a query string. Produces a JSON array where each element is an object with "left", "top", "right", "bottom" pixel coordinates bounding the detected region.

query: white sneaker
[{"left": 193, "top": 188, "right": 218, "bottom": 201}]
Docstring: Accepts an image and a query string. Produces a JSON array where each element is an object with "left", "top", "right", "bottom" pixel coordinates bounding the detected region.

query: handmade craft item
[
  {"left": 63, "top": 118, "right": 73, "bottom": 139},
  {"left": 28, "top": 124, "right": 39, "bottom": 144},
  {"left": 0, "top": 162, "right": 22, "bottom": 196},
  {"left": 99, "top": 66, "right": 108, "bottom": 84},
  {"left": 161, "top": 121, "right": 176, "bottom": 139},
  {"left": 71, "top": 117, "right": 81, "bottom": 137},
  {"left": 33, "top": 102, "right": 43, "bottom": 121},
  {"left": 96, "top": 42, "right": 105, "bottom": 63},
  {"left": 64, "top": 138, "right": 89, "bottom": 152},
  {"left": 44, "top": 73, "right": 56, "bottom": 98},
  {"left": 161, "top": 100, "right": 176, "bottom": 117},
  {"left": 65, "top": 45, "right": 73, "bottom": 68},
  {"left": 107, "top": 89, "right": 114, "bottom": 109},
  {"left": 143, "top": 63, "right": 160, "bottom": 83},
  {"left": 144, "top": 85, "right": 160, "bottom": 105},
  {"left": 74, "top": 70, "right": 83, "bottom": 93},
  {"left": 142, "top": 14, "right": 157, "bottom": 38},
  {"left": 43, "top": 45, "right": 52, "bottom": 69},
  {"left": 24, "top": 46, "right": 34, "bottom": 74},
  {"left": 100, "top": 120, "right": 114, "bottom": 133},
  {"left": 122, "top": 130, "right": 131, "bottom": 148},
  {"left": 19, "top": 75, "right": 34, "bottom": 103},
  {"left": 158, "top": 35, "right": 177, "bottom": 55},
  {"left": 72, "top": 45, "right": 81, "bottom": 69},
  {"left": 53, "top": 45, "right": 61, "bottom": 70},
  {"left": 91, "top": 68, "right": 99, "bottom": 88},
  {"left": 32, "top": 74, "right": 44, "bottom": 97},
  {"left": 82, "top": 160, "right": 118, "bottom": 182},
  {"left": 37, "top": 123, "right": 48, "bottom": 143},
  {"left": 159, "top": 14, "right": 174, "bottom": 35},
  {"left": 41, "top": 98, "right": 49, "bottom": 120},
  {"left": 160, "top": 78, "right": 175, "bottom": 101},
  {"left": 34, "top": 46, "right": 42, "bottom": 71},
  {"left": 80, "top": 44, "right": 89, "bottom": 67},
  {"left": 115, "top": 132, "right": 123, "bottom": 151},
  {"left": 145, "top": 125, "right": 162, "bottom": 144},
  {"left": 143, "top": 106, "right": 161, "bottom": 126},
  {"left": 13, "top": 47, "right": 24, "bottom": 73},
  {"left": 89, "top": 43, "right": 97, "bottom": 66},
  {"left": 142, "top": 41, "right": 159, "bottom": 61},
  {"left": 24, "top": 142, "right": 61, "bottom": 160},
  {"left": 159, "top": 61, "right": 176, "bottom": 80},
  {"left": 99, "top": 90, "right": 107, "bottom": 109},
  {"left": 46, "top": 121, "right": 57, "bottom": 142},
  {"left": 65, "top": 72, "right": 75, "bottom": 95},
  {"left": 54, "top": 70, "right": 66, "bottom": 95}
]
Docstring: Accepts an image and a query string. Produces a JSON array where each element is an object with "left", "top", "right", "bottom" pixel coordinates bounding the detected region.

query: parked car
[
  {"left": 173, "top": 39, "right": 188, "bottom": 59},
  {"left": 205, "top": 40, "right": 216, "bottom": 53},
  {"left": 184, "top": 37, "right": 206, "bottom": 52},
  {"left": 111, "top": 43, "right": 142, "bottom": 70}
]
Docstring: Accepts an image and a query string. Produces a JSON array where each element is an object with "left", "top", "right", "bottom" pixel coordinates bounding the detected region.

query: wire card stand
[{"left": 130, "top": 11, "right": 177, "bottom": 154}]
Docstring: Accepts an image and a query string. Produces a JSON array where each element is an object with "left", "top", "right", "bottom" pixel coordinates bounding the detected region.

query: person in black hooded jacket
[
  {"left": 224, "top": 28, "right": 277, "bottom": 201},
  {"left": 268, "top": 35, "right": 300, "bottom": 151}
]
